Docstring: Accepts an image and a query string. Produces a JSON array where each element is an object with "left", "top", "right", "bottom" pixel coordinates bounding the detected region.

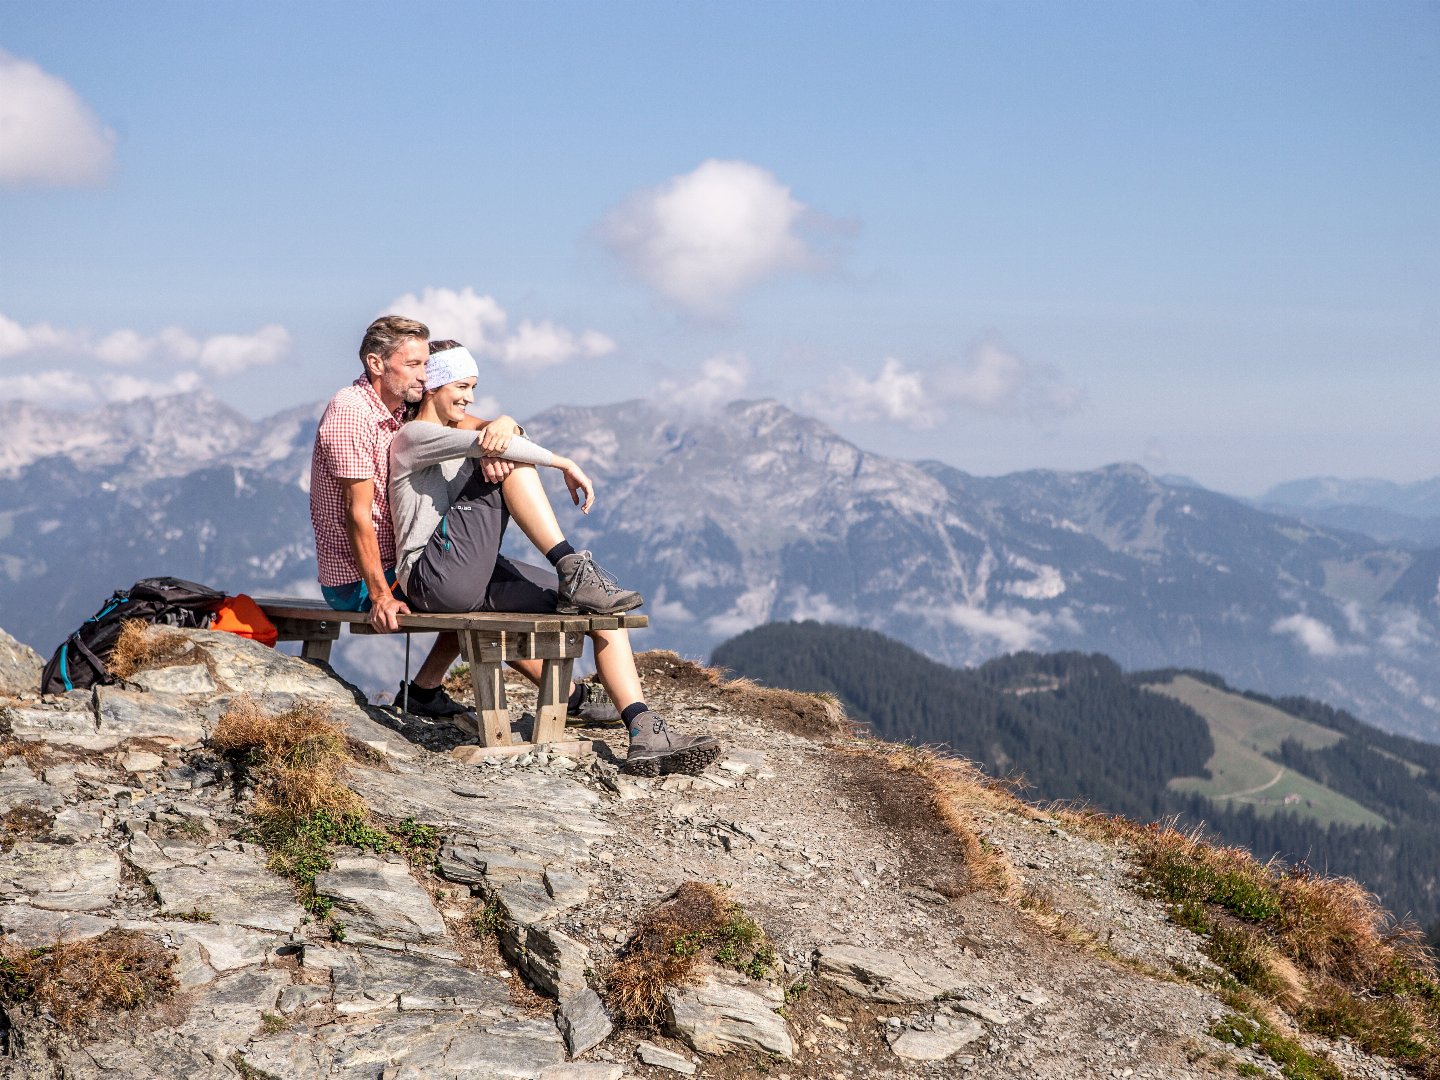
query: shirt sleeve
[{"left": 318, "top": 400, "right": 377, "bottom": 481}]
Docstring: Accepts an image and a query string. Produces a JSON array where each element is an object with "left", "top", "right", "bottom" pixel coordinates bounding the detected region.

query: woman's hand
[
  {"left": 477, "top": 415, "right": 520, "bottom": 455},
  {"left": 554, "top": 456, "right": 594, "bottom": 514}
]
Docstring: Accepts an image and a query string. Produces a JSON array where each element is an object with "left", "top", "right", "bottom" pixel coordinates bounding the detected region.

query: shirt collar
[{"left": 352, "top": 375, "right": 406, "bottom": 424}]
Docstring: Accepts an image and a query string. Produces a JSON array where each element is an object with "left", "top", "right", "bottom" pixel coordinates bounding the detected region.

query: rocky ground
[{"left": 0, "top": 629, "right": 1415, "bottom": 1079}]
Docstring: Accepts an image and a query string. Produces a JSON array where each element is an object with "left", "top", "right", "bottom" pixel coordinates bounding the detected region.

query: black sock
[
  {"left": 622, "top": 702, "right": 648, "bottom": 728},
  {"left": 568, "top": 682, "right": 584, "bottom": 711},
  {"left": 408, "top": 681, "right": 439, "bottom": 702},
  {"left": 545, "top": 541, "right": 576, "bottom": 567}
]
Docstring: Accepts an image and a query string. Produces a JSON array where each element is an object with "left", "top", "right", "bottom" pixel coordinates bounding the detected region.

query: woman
[{"left": 389, "top": 340, "right": 720, "bottom": 776}]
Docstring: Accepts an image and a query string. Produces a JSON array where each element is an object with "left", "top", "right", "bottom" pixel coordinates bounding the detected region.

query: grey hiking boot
[
  {"left": 555, "top": 551, "right": 644, "bottom": 616},
  {"left": 568, "top": 679, "right": 621, "bottom": 725},
  {"left": 623, "top": 710, "right": 721, "bottom": 777}
]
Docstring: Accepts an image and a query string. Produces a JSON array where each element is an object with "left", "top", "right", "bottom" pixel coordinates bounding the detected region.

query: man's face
[{"left": 370, "top": 338, "right": 428, "bottom": 408}]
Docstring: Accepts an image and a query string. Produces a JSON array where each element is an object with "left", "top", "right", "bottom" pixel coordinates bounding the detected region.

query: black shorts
[{"left": 404, "top": 468, "right": 559, "bottom": 614}]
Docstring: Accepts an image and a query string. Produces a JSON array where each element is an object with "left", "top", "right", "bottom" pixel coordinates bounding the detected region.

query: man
[{"left": 309, "top": 315, "right": 611, "bottom": 723}]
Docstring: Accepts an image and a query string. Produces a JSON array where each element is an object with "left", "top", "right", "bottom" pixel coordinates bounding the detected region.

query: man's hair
[
  {"left": 359, "top": 315, "right": 429, "bottom": 366},
  {"left": 429, "top": 338, "right": 463, "bottom": 354}
]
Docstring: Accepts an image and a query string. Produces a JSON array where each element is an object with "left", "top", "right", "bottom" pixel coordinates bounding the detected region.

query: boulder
[
  {"left": 95, "top": 686, "right": 205, "bottom": 746},
  {"left": 500, "top": 922, "right": 590, "bottom": 1000},
  {"left": 0, "top": 627, "right": 42, "bottom": 698},
  {"left": 2, "top": 700, "right": 116, "bottom": 751},
  {"left": 330, "top": 946, "right": 510, "bottom": 1015},
  {"left": 0, "top": 841, "right": 120, "bottom": 911},
  {"left": 814, "top": 943, "right": 972, "bottom": 1003},
  {"left": 147, "top": 846, "right": 304, "bottom": 932},
  {"left": 558, "top": 986, "right": 613, "bottom": 1057},
  {"left": 313, "top": 855, "right": 450, "bottom": 947},
  {"left": 888, "top": 1015, "right": 986, "bottom": 1060},
  {"left": 664, "top": 964, "right": 794, "bottom": 1058}
]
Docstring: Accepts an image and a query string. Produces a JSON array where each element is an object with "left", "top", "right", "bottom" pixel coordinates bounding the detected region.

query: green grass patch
[{"left": 1209, "top": 1010, "right": 1342, "bottom": 1080}]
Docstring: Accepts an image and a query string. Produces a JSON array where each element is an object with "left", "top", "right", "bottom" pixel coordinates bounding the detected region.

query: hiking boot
[
  {"left": 396, "top": 680, "right": 476, "bottom": 730},
  {"left": 555, "top": 551, "right": 644, "bottom": 616},
  {"left": 567, "top": 679, "right": 621, "bottom": 725},
  {"left": 622, "top": 710, "right": 721, "bottom": 777}
]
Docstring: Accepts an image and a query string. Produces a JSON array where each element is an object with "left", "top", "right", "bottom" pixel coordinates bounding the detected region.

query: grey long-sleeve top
[{"left": 388, "top": 420, "right": 554, "bottom": 590}]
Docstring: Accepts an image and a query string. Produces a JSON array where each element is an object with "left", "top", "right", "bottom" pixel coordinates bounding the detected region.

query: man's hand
[
  {"left": 477, "top": 415, "right": 520, "bottom": 456},
  {"left": 369, "top": 591, "right": 410, "bottom": 633},
  {"left": 480, "top": 457, "right": 516, "bottom": 483}
]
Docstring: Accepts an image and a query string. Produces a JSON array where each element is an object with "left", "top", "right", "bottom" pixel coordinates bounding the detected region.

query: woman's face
[{"left": 430, "top": 377, "right": 477, "bottom": 424}]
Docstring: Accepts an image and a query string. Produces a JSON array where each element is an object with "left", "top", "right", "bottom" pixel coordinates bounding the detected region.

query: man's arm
[{"left": 340, "top": 477, "right": 409, "bottom": 632}]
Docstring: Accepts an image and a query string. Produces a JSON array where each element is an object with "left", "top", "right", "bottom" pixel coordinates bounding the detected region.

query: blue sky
[{"left": 1, "top": 1, "right": 1436, "bottom": 495}]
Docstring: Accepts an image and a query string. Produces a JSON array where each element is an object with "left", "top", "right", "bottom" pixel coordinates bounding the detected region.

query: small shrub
[
  {"left": 473, "top": 900, "right": 505, "bottom": 937},
  {"left": 608, "top": 882, "right": 778, "bottom": 1023},
  {"left": 0, "top": 929, "right": 176, "bottom": 1032}
]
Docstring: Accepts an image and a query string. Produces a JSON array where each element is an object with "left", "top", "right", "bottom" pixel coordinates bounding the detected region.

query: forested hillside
[{"left": 712, "top": 621, "right": 1440, "bottom": 937}]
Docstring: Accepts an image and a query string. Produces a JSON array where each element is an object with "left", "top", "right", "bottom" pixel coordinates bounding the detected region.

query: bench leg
[
  {"left": 533, "top": 658, "right": 574, "bottom": 745},
  {"left": 458, "top": 631, "right": 513, "bottom": 748},
  {"left": 300, "top": 638, "right": 333, "bottom": 663}
]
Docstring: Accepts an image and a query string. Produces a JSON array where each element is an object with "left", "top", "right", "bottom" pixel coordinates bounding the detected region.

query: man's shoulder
[{"left": 322, "top": 378, "right": 375, "bottom": 417}]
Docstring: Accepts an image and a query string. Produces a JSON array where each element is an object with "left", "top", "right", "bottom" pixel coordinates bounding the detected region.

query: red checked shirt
[{"left": 309, "top": 377, "right": 407, "bottom": 588}]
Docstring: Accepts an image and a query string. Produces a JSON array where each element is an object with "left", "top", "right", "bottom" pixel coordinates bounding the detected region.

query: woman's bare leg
[
  {"left": 501, "top": 464, "right": 565, "bottom": 555},
  {"left": 589, "top": 628, "right": 643, "bottom": 711}
]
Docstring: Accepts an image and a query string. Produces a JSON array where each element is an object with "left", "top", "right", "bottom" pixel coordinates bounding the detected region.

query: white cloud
[
  {"left": 0, "top": 313, "right": 75, "bottom": 358},
  {"left": 1271, "top": 613, "right": 1362, "bottom": 658},
  {"left": 804, "top": 357, "right": 943, "bottom": 428},
  {"left": 0, "top": 370, "right": 96, "bottom": 404},
  {"left": 600, "top": 159, "right": 827, "bottom": 314},
  {"left": 653, "top": 353, "right": 752, "bottom": 413},
  {"left": 804, "top": 341, "right": 1083, "bottom": 430},
  {"left": 1377, "top": 609, "right": 1429, "bottom": 656},
  {"left": 197, "top": 324, "right": 290, "bottom": 375},
  {"left": 0, "top": 311, "right": 289, "bottom": 376},
  {"left": 385, "top": 287, "right": 615, "bottom": 371},
  {"left": 907, "top": 601, "right": 1077, "bottom": 653},
  {"left": 105, "top": 370, "right": 204, "bottom": 403},
  {"left": 0, "top": 50, "right": 116, "bottom": 187}
]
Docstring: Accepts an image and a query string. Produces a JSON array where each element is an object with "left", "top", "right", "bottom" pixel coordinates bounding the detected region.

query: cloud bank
[
  {"left": 600, "top": 159, "right": 830, "bottom": 314},
  {"left": 385, "top": 287, "right": 615, "bottom": 371},
  {"left": 0, "top": 50, "right": 116, "bottom": 187},
  {"left": 0, "top": 312, "right": 291, "bottom": 403},
  {"left": 803, "top": 340, "right": 1083, "bottom": 429},
  {"left": 652, "top": 353, "right": 752, "bottom": 413}
]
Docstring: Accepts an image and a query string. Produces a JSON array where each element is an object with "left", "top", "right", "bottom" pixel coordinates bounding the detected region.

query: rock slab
[
  {"left": 815, "top": 944, "right": 971, "bottom": 1003},
  {"left": 664, "top": 965, "right": 794, "bottom": 1058}
]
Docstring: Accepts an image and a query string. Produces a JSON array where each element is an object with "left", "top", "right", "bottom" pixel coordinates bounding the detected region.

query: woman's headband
[{"left": 426, "top": 345, "right": 480, "bottom": 390}]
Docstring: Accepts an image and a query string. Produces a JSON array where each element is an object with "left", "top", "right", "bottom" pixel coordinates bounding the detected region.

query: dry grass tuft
[
  {"left": 0, "top": 804, "right": 55, "bottom": 852},
  {"left": 107, "top": 620, "right": 192, "bottom": 681},
  {"left": 0, "top": 929, "right": 176, "bottom": 1032},
  {"left": 607, "top": 882, "right": 777, "bottom": 1024},
  {"left": 1066, "top": 813, "right": 1440, "bottom": 1073},
  {"left": 211, "top": 695, "right": 363, "bottom": 822}
]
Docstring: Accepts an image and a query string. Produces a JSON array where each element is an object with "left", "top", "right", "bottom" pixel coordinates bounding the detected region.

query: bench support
[{"left": 255, "top": 598, "right": 645, "bottom": 760}]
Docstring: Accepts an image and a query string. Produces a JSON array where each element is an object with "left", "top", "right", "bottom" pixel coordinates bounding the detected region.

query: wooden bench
[{"left": 254, "top": 597, "right": 647, "bottom": 758}]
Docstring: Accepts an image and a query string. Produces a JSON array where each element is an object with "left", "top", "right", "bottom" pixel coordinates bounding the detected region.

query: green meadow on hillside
[{"left": 1150, "top": 675, "right": 1388, "bottom": 829}]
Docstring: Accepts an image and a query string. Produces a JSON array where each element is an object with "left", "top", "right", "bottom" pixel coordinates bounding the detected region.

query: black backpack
[{"left": 40, "top": 577, "right": 225, "bottom": 694}]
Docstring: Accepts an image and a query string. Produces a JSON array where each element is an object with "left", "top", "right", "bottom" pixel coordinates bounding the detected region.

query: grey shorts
[{"left": 405, "top": 470, "right": 559, "bottom": 614}]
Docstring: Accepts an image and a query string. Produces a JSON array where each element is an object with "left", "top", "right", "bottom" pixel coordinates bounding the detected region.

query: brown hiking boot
[{"left": 555, "top": 551, "right": 644, "bottom": 615}]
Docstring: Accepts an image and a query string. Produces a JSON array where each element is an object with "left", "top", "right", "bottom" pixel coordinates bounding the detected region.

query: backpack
[{"left": 40, "top": 577, "right": 225, "bottom": 694}]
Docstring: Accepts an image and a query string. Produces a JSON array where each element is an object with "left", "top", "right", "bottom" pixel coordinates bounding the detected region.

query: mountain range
[{"left": 4, "top": 392, "right": 1440, "bottom": 742}]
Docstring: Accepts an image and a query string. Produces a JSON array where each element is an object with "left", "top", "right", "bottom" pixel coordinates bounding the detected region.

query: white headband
[{"left": 425, "top": 345, "right": 480, "bottom": 390}]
